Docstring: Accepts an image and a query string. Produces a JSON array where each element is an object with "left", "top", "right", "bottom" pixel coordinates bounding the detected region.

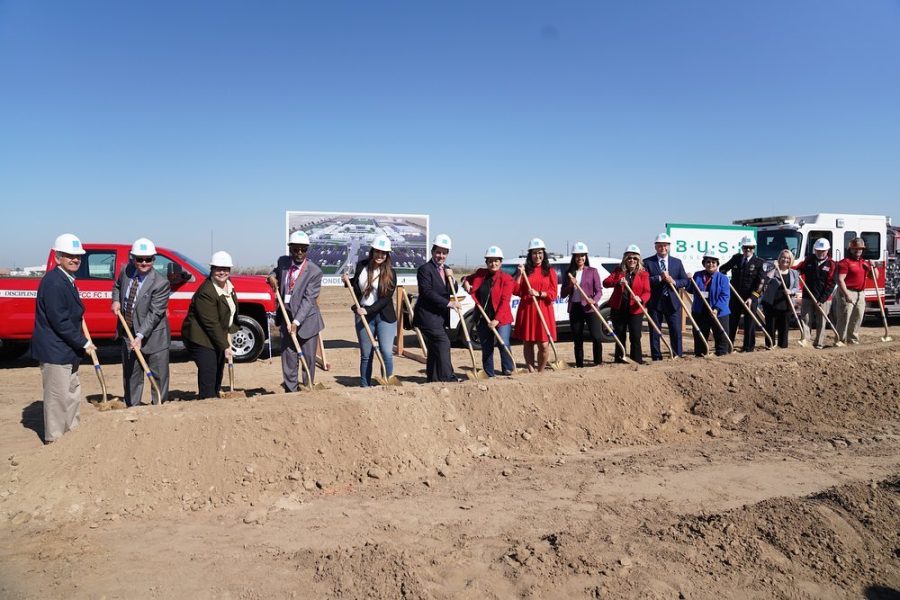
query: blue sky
[{"left": 1, "top": 0, "right": 898, "bottom": 268}]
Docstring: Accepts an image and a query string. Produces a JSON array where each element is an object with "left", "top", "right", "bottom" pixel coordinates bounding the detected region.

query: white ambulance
[{"left": 447, "top": 255, "right": 622, "bottom": 345}]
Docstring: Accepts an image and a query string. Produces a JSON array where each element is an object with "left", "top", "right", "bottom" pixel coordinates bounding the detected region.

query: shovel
[
  {"left": 868, "top": 264, "right": 893, "bottom": 342},
  {"left": 687, "top": 276, "right": 735, "bottom": 354},
  {"left": 796, "top": 277, "right": 844, "bottom": 347},
  {"left": 728, "top": 282, "right": 775, "bottom": 349},
  {"left": 519, "top": 268, "right": 567, "bottom": 370},
  {"left": 217, "top": 333, "right": 251, "bottom": 398},
  {"left": 570, "top": 277, "right": 631, "bottom": 363},
  {"left": 470, "top": 295, "right": 526, "bottom": 375},
  {"left": 775, "top": 272, "right": 811, "bottom": 347},
  {"left": 664, "top": 281, "right": 708, "bottom": 356},
  {"left": 81, "top": 320, "right": 111, "bottom": 403},
  {"left": 274, "top": 292, "right": 326, "bottom": 391},
  {"left": 343, "top": 276, "right": 401, "bottom": 386},
  {"left": 317, "top": 335, "right": 331, "bottom": 371},
  {"left": 447, "top": 276, "right": 489, "bottom": 380},
  {"left": 619, "top": 276, "right": 675, "bottom": 359},
  {"left": 115, "top": 311, "right": 162, "bottom": 404}
]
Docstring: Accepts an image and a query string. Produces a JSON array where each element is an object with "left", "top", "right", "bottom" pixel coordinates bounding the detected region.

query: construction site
[{"left": 0, "top": 286, "right": 897, "bottom": 599}]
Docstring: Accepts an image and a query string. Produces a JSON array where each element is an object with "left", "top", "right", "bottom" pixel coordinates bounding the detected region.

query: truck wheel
[
  {"left": 0, "top": 340, "right": 28, "bottom": 361},
  {"left": 232, "top": 315, "right": 265, "bottom": 363},
  {"left": 598, "top": 306, "right": 615, "bottom": 344},
  {"left": 455, "top": 310, "right": 482, "bottom": 350}
]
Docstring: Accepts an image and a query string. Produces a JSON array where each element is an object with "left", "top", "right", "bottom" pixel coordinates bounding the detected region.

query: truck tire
[
  {"left": 0, "top": 340, "right": 28, "bottom": 362},
  {"left": 232, "top": 315, "right": 265, "bottom": 363},
  {"left": 598, "top": 306, "right": 615, "bottom": 344},
  {"left": 454, "top": 310, "right": 481, "bottom": 350}
]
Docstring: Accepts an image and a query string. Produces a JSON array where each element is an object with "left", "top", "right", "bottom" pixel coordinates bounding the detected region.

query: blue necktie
[{"left": 660, "top": 259, "right": 669, "bottom": 296}]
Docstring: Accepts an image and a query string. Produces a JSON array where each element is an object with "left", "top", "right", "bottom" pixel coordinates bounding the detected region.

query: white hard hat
[
  {"left": 813, "top": 238, "right": 830, "bottom": 252},
  {"left": 484, "top": 245, "right": 504, "bottom": 259},
  {"left": 210, "top": 251, "right": 234, "bottom": 268},
  {"left": 130, "top": 237, "right": 156, "bottom": 256},
  {"left": 289, "top": 231, "right": 311, "bottom": 246},
  {"left": 702, "top": 250, "right": 719, "bottom": 262},
  {"left": 654, "top": 233, "right": 672, "bottom": 244},
  {"left": 52, "top": 233, "right": 85, "bottom": 255},
  {"left": 528, "top": 238, "right": 546, "bottom": 251},
  {"left": 572, "top": 241, "right": 589, "bottom": 255},
  {"left": 624, "top": 244, "right": 641, "bottom": 255},
  {"left": 740, "top": 234, "right": 757, "bottom": 247},
  {"left": 371, "top": 235, "right": 392, "bottom": 252},
  {"left": 432, "top": 233, "right": 452, "bottom": 250}
]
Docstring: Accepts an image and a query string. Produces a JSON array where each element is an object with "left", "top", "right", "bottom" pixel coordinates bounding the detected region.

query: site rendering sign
[{"left": 285, "top": 211, "right": 429, "bottom": 286}]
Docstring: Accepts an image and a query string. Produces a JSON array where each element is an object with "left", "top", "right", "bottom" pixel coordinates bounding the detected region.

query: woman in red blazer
[
  {"left": 463, "top": 245, "right": 516, "bottom": 376},
  {"left": 602, "top": 245, "right": 650, "bottom": 364},
  {"left": 560, "top": 242, "right": 604, "bottom": 367},
  {"left": 514, "top": 238, "right": 558, "bottom": 373}
]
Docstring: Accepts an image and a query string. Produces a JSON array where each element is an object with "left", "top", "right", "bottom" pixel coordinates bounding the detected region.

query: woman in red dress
[{"left": 514, "top": 238, "right": 557, "bottom": 372}]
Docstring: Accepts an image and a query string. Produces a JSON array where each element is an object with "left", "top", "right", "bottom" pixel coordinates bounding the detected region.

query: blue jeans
[
  {"left": 476, "top": 321, "right": 514, "bottom": 376},
  {"left": 355, "top": 314, "right": 396, "bottom": 387}
]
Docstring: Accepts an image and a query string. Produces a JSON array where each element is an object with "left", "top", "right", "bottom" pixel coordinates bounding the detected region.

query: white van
[{"left": 446, "top": 255, "right": 622, "bottom": 345}]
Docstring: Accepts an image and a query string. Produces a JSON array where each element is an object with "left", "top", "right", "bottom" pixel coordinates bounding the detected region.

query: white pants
[
  {"left": 834, "top": 290, "right": 865, "bottom": 344},
  {"left": 41, "top": 362, "right": 81, "bottom": 443}
]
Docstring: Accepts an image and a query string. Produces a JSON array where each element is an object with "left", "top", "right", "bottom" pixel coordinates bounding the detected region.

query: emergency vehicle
[{"left": 732, "top": 213, "right": 897, "bottom": 316}]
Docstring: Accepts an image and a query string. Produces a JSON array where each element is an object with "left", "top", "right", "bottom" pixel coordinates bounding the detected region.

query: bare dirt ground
[{"left": 1, "top": 287, "right": 898, "bottom": 599}]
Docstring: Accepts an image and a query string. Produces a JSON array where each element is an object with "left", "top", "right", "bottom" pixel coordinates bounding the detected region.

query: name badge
[
  {"left": 283, "top": 294, "right": 292, "bottom": 303},
  {"left": 822, "top": 266, "right": 830, "bottom": 272},
  {"left": 700, "top": 291, "right": 709, "bottom": 299}
]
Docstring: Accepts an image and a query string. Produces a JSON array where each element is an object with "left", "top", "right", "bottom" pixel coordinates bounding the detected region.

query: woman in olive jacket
[{"left": 182, "top": 251, "right": 240, "bottom": 398}]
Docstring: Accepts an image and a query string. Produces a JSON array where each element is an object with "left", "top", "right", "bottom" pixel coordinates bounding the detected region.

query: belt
[{"left": 848, "top": 288, "right": 865, "bottom": 292}]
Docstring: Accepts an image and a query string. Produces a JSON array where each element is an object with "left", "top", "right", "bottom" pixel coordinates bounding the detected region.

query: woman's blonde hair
[
  {"left": 620, "top": 253, "right": 644, "bottom": 272},
  {"left": 778, "top": 249, "right": 794, "bottom": 262}
]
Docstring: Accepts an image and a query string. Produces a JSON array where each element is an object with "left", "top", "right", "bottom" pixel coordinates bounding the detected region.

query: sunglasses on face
[
  {"left": 625, "top": 257, "right": 638, "bottom": 261},
  {"left": 134, "top": 256, "right": 155, "bottom": 263},
  {"left": 59, "top": 253, "right": 81, "bottom": 260}
]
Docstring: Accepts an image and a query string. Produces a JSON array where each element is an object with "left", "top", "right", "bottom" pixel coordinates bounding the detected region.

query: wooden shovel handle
[
  {"left": 519, "top": 270, "right": 562, "bottom": 362},
  {"left": 115, "top": 311, "right": 162, "bottom": 402}
]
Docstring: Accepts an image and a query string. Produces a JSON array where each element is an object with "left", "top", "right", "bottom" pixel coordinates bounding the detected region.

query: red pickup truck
[{"left": 0, "top": 244, "right": 276, "bottom": 362}]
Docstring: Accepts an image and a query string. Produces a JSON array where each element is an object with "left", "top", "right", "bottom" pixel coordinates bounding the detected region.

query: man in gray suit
[
  {"left": 268, "top": 230, "right": 324, "bottom": 391},
  {"left": 111, "top": 238, "right": 171, "bottom": 406}
]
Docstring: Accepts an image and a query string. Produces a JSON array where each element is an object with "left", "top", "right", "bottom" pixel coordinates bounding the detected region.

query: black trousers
[
  {"left": 421, "top": 326, "right": 455, "bottom": 382},
  {"left": 728, "top": 293, "right": 759, "bottom": 351},
  {"left": 612, "top": 309, "right": 643, "bottom": 363},
  {"left": 570, "top": 309, "right": 603, "bottom": 367},
  {"left": 187, "top": 341, "right": 224, "bottom": 399},
  {"left": 763, "top": 305, "right": 791, "bottom": 348},
  {"left": 693, "top": 311, "right": 731, "bottom": 356}
]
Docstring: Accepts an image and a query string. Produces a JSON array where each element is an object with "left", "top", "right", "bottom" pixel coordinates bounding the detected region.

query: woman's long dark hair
[
  {"left": 363, "top": 249, "right": 395, "bottom": 298},
  {"left": 524, "top": 249, "right": 550, "bottom": 276},
  {"left": 567, "top": 254, "right": 591, "bottom": 277}
]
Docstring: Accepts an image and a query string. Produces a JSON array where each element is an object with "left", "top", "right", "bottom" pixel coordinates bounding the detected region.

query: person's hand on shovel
[
  {"left": 224, "top": 347, "right": 234, "bottom": 360},
  {"left": 267, "top": 274, "right": 278, "bottom": 291}
]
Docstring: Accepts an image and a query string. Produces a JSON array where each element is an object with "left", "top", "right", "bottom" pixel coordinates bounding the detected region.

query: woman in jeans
[
  {"left": 343, "top": 235, "right": 398, "bottom": 387},
  {"left": 463, "top": 245, "right": 516, "bottom": 376}
]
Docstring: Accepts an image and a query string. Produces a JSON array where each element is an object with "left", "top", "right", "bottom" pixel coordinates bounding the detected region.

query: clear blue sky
[{"left": 2, "top": 0, "right": 898, "bottom": 268}]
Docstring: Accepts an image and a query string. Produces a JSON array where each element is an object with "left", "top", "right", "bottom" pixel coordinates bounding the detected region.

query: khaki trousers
[
  {"left": 834, "top": 290, "right": 865, "bottom": 344},
  {"left": 41, "top": 362, "right": 81, "bottom": 443},
  {"left": 800, "top": 298, "right": 832, "bottom": 347}
]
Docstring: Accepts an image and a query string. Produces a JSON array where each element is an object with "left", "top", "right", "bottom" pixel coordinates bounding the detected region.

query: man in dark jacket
[
  {"left": 413, "top": 233, "right": 459, "bottom": 383},
  {"left": 643, "top": 233, "right": 690, "bottom": 359},
  {"left": 794, "top": 237, "right": 837, "bottom": 348},
  {"left": 31, "top": 234, "right": 95, "bottom": 444},
  {"left": 719, "top": 234, "right": 766, "bottom": 352}
]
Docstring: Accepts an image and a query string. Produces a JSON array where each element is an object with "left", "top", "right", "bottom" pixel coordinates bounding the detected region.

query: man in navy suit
[
  {"left": 31, "top": 234, "right": 95, "bottom": 444},
  {"left": 643, "top": 233, "right": 689, "bottom": 359},
  {"left": 413, "top": 233, "right": 459, "bottom": 383}
]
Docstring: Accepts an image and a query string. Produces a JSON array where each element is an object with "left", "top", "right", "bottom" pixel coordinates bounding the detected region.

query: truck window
[
  {"left": 860, "top": 232, "right": 881, "bottom": 260},
  {"left": 74, "top": 250, "right": 117, "bottom": 280},
  {"left": 805, "top": 231, "right": 832, "bottom": 257},
  {"left": 843, "top": 231, "right": 856, "bottom": 251},
  {"left": 152, "top": 254, "right": 177, "bottom": 280},
  {"left": 757, "top": 231, "right": 801, "bottom": 261}
]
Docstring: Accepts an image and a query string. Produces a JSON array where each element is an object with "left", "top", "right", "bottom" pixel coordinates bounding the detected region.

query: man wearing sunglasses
[{"left": 111, "top": 238, "right": 171, "bottom": 406}]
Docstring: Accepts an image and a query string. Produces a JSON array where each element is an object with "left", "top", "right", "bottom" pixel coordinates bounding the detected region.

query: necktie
[
  {"left": 124, "top": 275, "right": 139, "bottom": 327},
  {"left": 438, "top": 264, "right": 446, "bottom": 284},
  {"left": 660, "top": 258, "right": 669, "bottom": 296}
]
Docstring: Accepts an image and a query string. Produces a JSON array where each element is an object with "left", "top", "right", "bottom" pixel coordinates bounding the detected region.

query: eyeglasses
[
  {"left": 58, "top": 252, "right": 82, "bottom": 260},
  {"left": 134, "top": 256, "right": 155, "bottom": 263},
  {"left": 289, "top": 245, "right": 309, "bottom": 252},
  {"left": 625, "top": 256, "right": 639, "bottom": 261},
  {"left": 212, "top": 266, "right": 231, "bottom": 272}
]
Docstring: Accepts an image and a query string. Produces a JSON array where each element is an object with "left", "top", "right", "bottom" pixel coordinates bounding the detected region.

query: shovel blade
[
  {"left": 387, "top": 375, "right": 403, "bottom": 386},
  {"left": 467, "top": 370, "right": 489, "bottom": 381},
  {"left": 797, "top": 339, "right": 811, "bottom": 348},
  {"left": 882, "top": 336, "right": 893, "bottom": 342},
  {"left": 551, "top": 361, "right": 568, "bottom": 371}
]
